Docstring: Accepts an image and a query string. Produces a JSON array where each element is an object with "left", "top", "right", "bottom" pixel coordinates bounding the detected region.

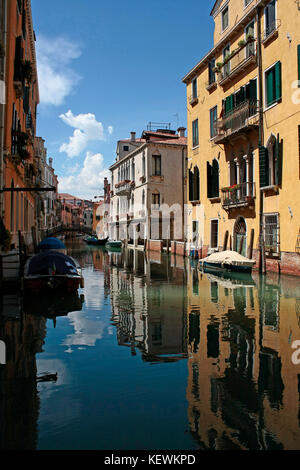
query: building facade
[
  {"left": 109, "top": 125, "right": 187, "bottom": 249},
  {"left": 2, "top": 0, "right": 40, "bottom": 246},
  {"left": 183, "top": 0, "right": 300, "bottom": 276}
]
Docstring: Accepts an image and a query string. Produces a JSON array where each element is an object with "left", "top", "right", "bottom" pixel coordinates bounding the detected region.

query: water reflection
[{"left": 0, "top": 243, "right": 299, "bottom": 450}]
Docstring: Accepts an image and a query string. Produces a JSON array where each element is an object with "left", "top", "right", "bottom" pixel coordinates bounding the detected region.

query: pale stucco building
[{"left": 109, "top": 124, "right": 187, "bottom": 248}]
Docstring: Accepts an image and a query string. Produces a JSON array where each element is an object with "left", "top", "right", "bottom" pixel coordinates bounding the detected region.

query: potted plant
[
  {"left": 246, "top": 33, "right": 254, "bottom": 42},
  {"left": 238, "top": 39, "right": 246, "bottom": 48}
]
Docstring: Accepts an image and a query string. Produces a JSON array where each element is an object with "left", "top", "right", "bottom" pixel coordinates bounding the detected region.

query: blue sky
[{"left": 31, "top": 0, "right": 215, "bottom": 200}]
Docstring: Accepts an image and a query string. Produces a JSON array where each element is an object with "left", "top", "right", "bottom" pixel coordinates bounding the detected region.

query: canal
[{"left": 0, "top": 240, "right": 300, "bottom": 450}]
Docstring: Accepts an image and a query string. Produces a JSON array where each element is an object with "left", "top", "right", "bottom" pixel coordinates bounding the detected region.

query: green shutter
[
  {"left": 207, "top": 162, "right": 212, "bottom": 198},
  {"left": 194, "top": 167, "right": 200, "bottom": 201},
  {"left": 225, "top": 96, "right": 231, "bottom": 114},
  {"left": 266, "top": 69, "right": 274, "bottom": 107},
  {"left": 274, "top": 61, "right": 282, "bottom": 101},
  {"left": 249, "top": 79, "right": 257, "bottom": 102},
  {"left": 259, "top": 146, "right": 269, "bottom": 188},
  {"left": 275, "top": 134, "right": 283, "bottom": 187},
  {"left": 189, "top": 169, "right": 194, "bottom": 201}
]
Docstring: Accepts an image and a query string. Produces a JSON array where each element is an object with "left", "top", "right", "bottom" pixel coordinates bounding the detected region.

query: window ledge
[
  {"left": 190, "top": 200, "right": 200, "bottom": 206},
  {"left": 264, "top": 100, "right": 281, "bottom": 113},
  {"left": 262, "top": 29, "right": 279, "bottom": 46},
  {"left": 261, "top": 185, "right": 279, "bottom": 194},
  {"left": 208, "top": 197, "right": 221, "bottom": 203}
]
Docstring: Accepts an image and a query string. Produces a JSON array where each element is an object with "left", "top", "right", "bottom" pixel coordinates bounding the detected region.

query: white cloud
[
  {"left": 36, "top": 36, "right": 81, "bottom": 106},
  {"left": 59, "top": 110, "right": 110, "bottom": 158},
  {"left": 58, "top": 151, "right": 110, "bottom": 200}
]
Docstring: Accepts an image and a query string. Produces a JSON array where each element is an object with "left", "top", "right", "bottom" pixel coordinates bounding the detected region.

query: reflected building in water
[
  {"left": 186, "top": 264, "right": 300, "bottom": 450},
  {"left": 108, "top": 249, "right": 188, "bottom": 362}
]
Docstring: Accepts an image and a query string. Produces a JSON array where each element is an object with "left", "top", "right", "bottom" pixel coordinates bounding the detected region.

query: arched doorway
[{"left": 234, "top": 217, "right": 247, "bottom": 256}]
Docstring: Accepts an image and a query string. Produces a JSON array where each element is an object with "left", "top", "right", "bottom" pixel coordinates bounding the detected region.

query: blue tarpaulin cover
[
  {"left": 27, "top": 251, "right": 78, "bottom": 276},
  {"left": 39, "top": 237, "right": 66, "bottom": 250}
]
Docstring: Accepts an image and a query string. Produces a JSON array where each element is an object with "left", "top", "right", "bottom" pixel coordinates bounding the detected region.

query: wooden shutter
[
  {"left": 212, "top": 160, "right": 219, "bottom": 197},
  {"left": 274, "top": 134, "right": 283, "bottom": 187},
  {"left": 266, "top": 69, "right": 274, "bottom": 107},
  {"left": 274, "top": 61, "right": 282, "bottom": 101},
  {"left": 207, "top": 162, "right": 212, "bottom": 198},
  {"left": 194, "top": 167, "right": 200, "bottom": 201},
  {"left": 259, "top": 146, "right": 269, "bottom": 188},
  {"left": 189, "top": 169, "right": 194, "bottom": 201},
  {"left": 249, "top": 79, "right": 257, "bottom": 101}
]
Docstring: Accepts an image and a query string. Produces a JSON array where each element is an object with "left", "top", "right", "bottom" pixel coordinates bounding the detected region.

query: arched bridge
[{"left": 42, "top": 224, "right": 96, "bottom": 237}]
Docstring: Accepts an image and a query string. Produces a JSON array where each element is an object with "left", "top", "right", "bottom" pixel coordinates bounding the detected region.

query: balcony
[
  {"left": 217, "top": 40, "right": 257, "bottom": 87},
  {"left": 115, "top": 180, "right": 135, "bottom": 195},
  {"left": 221, "top": 182, "right": 256, "bottom": 210},
  {"left": 213, "top": 100, "right": 259, "bottom": 144}
]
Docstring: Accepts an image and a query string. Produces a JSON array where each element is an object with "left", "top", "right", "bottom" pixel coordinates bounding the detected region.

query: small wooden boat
[
  {"left": 23, "top": 250, "right": 84, "bottom": 292},
  {"left": 105, "top": 240, "right": 122, "bottom": 251},
  {"left": 84, "top": 236, "right": 108, "bottom": 246},
  {"left": 199, "top": 250, "right": 255, "bottom": 274}
]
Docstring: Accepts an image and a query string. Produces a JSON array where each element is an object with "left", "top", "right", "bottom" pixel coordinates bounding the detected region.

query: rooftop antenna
[{"left": 174, "top": 113, "right": 179, "bottom": 129}]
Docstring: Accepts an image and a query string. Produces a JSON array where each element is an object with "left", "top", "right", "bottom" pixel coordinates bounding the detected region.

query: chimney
[
  {"left": 104, "top": 177, "right": 108, "bottom": 188},
  {"left": 49, "top": 157, "right": 53, "bottom": 167},
  {"left": 177, "top": 127, "right": 186, "bottom": 138},
  {"left": 130, "top": 131, "right": 136, "bottom": 142}
]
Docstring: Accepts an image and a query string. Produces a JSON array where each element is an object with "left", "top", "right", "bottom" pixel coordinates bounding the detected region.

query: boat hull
[{"left": 201, "top": 261, "right": 253, "bottom": 274}]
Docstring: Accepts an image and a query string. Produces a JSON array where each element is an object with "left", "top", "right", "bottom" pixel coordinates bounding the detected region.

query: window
[
  {"left": 210, "top": 106, "right": 218, "bottom": 139},
  {"left": 152, "top": 155, "right": 161, "bottom": 176},
  {"left": 189, "top": 166, "right": 200, "bottom": 202},
  {"left": 142, "top": 154, "right": 146, "bottom": 176},
  {"left": 208, "top": 58, "right": 216, "bottom": 85},
  {"left": 123, "top": 145, "right": 129, "bottom": 151},
  {"left": 192, "top": 119, "right": 199, "bottom": 148},
  {"left": 210, "top": 219, "right": 218, "bottom": 248},
  {"left": 244, "top": 0, "right": 253, "bottom": 6},
  {"left": 259, "top": 134, "right": 282, "bottom": 188},
  {"left": 265, "top": 62, "right": 281, "bottom": 108},
  {"left": 264, "top": 0, "right": 276, "bottom": 38},
  {"left": 245, "top": 21, "right": 255, "bottom": 58},
  {"left": 264, "top": 213, "right": 279, "bottom": 254},
  {"left": 222, "top": 6, "right": 229, "bottom": 31},
  {"left": 152, "top": 193, "right": 160, "bottom": 207},
  {"left": 192, "top": 220, "right": 199, "bottom": 245},
  {"left": 223, "top": 44, "right": 230, "bottom": 77},
  {"left": 207, "top": 160, "right": 219, "bottom": 198},
  {"left": 192, "top": 78, "right": 197, "bottom": 99}
]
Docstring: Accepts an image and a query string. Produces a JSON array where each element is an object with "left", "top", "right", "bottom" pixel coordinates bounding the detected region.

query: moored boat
[
  {"left": 105, "top": 240, "right": 122, "bottom": 251},
  {"left": 198, "top": 250, "right": 255, "bottom": 274},
  {"left": 23, "top": 250, "right": 84, "bottom": 292},
  {"left": 84, "top": 236, "right": 108, "bottom": 246}
]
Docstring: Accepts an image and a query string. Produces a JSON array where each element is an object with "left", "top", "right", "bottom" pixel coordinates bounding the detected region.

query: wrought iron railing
[
  {"left": 221, "top": 182, "right": 256, "bottom": 207},
  {"left": 214, "top": 99, "right": 258, "bottom": 140}
]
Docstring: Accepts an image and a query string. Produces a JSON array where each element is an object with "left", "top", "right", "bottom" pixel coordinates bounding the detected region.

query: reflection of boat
[
  {"left": 23, "top": 251, "right": 84, "bottom": 292},
  {"left": 199, "top": 250, "right": 255, "bottom": 274},
  {"left": 84, "top": 236, "right": 108, "bottom": 246},
  {"left": 105, "top": 240, "right": 122, "bottom": 251},
  {"left": 23, "top": 291, "right": 84, "bottom": 318},
  {"left": 205, "top": 271, "right": 256, "bottom": 288}
]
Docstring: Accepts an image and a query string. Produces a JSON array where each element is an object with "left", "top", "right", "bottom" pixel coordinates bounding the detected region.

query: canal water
[{"left": 0, "top": 240, "right": 300, "bottom": 450}]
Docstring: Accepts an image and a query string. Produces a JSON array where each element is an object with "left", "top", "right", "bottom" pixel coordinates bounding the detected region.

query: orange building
[{"left": 3, "top": 0, "right": 39, "bottom": 245}]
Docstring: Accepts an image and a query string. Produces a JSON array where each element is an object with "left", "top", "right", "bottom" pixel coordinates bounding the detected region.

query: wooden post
[
  {"left": 0, "top": 255, "right": 3, "bottom": 290},
  {"left": 248, "top": 229, "right": 254, "bottom": 259},
  {"left": 223, "top": 230, "right": 229, "bottom": 251},
  {"left": 31, "top": 226, "right": 37, "bottom": 253}
]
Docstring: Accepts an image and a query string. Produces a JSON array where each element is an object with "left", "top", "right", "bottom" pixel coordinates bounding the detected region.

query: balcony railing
[
  {"left": 218, "top": 46, "right": 257, "bottom": 86},
  {"left": 221, "top": 182, "right": 256, "bottom": 209},
  {"left": 213, "top": 99, "right": 259, "bottom": 144},
  {"left": 115, "top": 180, "right": 135, "bottom": 195}
]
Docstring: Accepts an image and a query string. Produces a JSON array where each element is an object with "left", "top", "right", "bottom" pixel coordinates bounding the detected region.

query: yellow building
[{"left": 183, "top": 0, "right": 300, "bottom": 276}]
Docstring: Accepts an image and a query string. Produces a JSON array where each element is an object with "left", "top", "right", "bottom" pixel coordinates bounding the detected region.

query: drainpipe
[
  {"left": 0, "top": 0, "right": 7, "bottom": 222},
  {"left": 256, "top": 3, "right": 266, "bottom": 274}
]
